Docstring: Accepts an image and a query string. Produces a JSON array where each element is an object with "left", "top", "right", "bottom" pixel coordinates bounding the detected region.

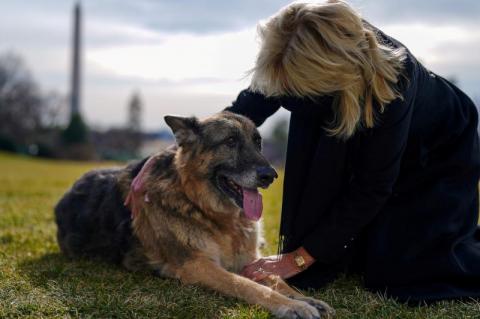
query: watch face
[{"left": 294, "top": 255, "right": 305, "bottom": 267}]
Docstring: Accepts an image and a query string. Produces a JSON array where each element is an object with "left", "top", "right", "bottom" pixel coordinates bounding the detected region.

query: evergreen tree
[{"left": 62, "top": 113, "right": 88, "bottom": 144}]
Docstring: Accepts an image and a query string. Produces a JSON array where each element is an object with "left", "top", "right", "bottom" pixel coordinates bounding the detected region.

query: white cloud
[
  {"left": 86, "top": 28, "right": 258, "bottom": 86},
  {"left": 382, "top": 24, "right": 473, "bottom": 65},
  {"left": 82, "top": 26, "right": 262, "bottom": 130}
]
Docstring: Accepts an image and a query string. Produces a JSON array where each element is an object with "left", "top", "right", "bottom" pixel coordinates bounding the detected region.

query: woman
[{"left": 226, "top": 0, "right": 480, "bottom": 302}]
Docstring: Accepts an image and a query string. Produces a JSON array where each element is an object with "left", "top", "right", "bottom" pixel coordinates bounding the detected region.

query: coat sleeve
[
  {"left": 302, "top": 89, "right": 416, "bottom": 263},
  {"left": 224, "top": 89, "right": 281, "bottom": 126}
]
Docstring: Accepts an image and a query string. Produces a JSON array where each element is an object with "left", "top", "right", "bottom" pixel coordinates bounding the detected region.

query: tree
[
  {"left": 261, "top": 118, "right": 289, "bottom": 166},
  {"left": 271, "top": 118, "right": 289, "bottom": 156},
  {"left": 0, "top": 52, "right": 43, "bottom": 147},
  {"left": 62, "top": 113, "right": 88, "bottom": 144},
  {"left": 41, "top": 91, "right": 68, "bottom": 128},
  {"left": 0, "top": 52, "right": 67, "bottom": 153}
]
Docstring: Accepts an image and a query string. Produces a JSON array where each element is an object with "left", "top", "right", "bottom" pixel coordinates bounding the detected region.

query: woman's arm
[
  {"left": 243, "top": 93, "right": 415, "bottom": 278},
  {"left": 302, "top": 89, "right": 416, "bottom": 264},
  {"left": 224, "top": 89, "right": 281, "bottom": 126}
]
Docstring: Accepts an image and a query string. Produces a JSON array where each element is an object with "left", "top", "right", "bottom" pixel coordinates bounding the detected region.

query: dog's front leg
[
  {"left": 260, "top": 275, "right": 334, "bottom": 318},
  {"left": 176, "top": 257, "right": 325, "bottom": 319}
]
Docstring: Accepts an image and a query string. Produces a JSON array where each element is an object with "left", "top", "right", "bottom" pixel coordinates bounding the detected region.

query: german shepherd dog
[{"left": 55, "top": 112, "right": 334, "bottom": 318}]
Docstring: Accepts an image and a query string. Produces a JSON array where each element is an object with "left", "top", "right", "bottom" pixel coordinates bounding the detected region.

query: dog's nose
[{"left": 256, "top": 166, "right": 278, "bottom": 186}]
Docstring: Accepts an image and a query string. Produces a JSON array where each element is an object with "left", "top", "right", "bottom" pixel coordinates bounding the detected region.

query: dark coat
[{"left": 225, "top": 28, "right": 480, "bottom": 302}]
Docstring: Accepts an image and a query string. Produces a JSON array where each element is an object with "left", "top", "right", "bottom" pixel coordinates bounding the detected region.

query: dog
[{"left": 55, "top": 111, "right": 334, "bottom": 319}]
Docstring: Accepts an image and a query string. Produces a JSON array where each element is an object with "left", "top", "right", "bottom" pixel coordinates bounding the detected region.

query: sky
[{"left": 0, "top": 0, "right": 479, "bottom": 134}]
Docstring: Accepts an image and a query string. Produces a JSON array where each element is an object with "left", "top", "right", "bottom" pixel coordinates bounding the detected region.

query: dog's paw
[
  {"left": 274, "top": 300, "right": 321, "bottom": 319},
  {"left": 292, "top": 296, "right": 335, "bottom": 318}
]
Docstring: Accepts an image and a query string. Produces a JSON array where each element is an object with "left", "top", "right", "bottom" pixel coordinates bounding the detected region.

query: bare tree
[
  {"left": 42, "top": 91, "right": 68, "bottom": 128},
  {"left": 0, "top": 52, "right": 67, "bottom": 151},
  {"left": 262, "top": 118, "right": 289, "bottom": 166},
  {"left": 0, "top": 52, "right": 43, "bottom": 145}
]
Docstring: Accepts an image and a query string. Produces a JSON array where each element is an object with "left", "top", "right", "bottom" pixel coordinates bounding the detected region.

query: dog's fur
[{"left": 55, "top": 112, "right": 334, "bottom": 318}]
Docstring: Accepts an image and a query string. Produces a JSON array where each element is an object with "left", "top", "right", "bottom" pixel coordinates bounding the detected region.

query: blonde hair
[{"left": 250, "top": 0, "right": 406, "bottom": 139}]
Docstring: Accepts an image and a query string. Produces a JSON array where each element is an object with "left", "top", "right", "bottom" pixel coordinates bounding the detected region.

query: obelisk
[{"left": 70, "top": 2, "right": 81, "bottom": 117}]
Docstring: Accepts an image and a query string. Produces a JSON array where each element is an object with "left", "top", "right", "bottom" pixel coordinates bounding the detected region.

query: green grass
[{"left": 1, "top": 151, "right": 479, "bottom": 318}]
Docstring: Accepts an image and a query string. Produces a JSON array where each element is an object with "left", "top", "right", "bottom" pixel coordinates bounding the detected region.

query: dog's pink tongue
[{"left": 242, "top": 188, "right": 263, "bottom": 221}]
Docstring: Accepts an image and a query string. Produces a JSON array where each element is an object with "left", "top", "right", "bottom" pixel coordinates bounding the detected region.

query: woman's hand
[{"left": 241, "top": 247, "right": 315, "bottom": 282}]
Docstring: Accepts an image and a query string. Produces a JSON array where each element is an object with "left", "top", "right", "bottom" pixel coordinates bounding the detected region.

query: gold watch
[{"left": 293, "top": 253, "right": 307, "bottom": 270}]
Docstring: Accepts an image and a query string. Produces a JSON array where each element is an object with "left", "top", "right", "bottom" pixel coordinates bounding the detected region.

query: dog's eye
[{"left": 226, "top": 136, "right": 237, "bottom": 148}]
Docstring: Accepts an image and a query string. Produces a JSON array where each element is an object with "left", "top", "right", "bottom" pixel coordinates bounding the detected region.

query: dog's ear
[{"left": 164, "top": 115, "right": 200, "bottom": 146}]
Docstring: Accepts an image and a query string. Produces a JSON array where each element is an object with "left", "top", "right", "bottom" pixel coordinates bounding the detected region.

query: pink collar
[{"left": 123, "top": 156, "right": 156, "bottom": 219}]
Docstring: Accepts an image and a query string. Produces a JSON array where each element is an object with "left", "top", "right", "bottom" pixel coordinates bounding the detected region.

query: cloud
[
  {"left": 0, "top": 0, "right": 478, "bottom": 132},
  {"left": 380, "top": 23, "right": 480, "bottom": 97},
  {"left": 350, "top": 0, "right": 480, "bottom": 27},
  {"left": 428, "top": 37, "right": 480, "bottom": 98},
  {"left": 86, "top": 28, "right": 258, "bottom": 83},
  {"left": 83, "top": 0, "right": 291, "bottom": 34},
  {"left": 85, "top": 0, "right": 480, "bottom": 35}
]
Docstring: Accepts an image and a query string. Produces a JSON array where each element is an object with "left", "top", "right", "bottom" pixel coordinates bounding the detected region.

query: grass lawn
[{"left": 1, "top": 151, "right": 479, "bottom": 318}]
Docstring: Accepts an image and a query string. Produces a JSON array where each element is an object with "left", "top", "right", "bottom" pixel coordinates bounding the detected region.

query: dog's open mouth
[{"left": 217, "top": 175, "right": 263, "bottom": 221}]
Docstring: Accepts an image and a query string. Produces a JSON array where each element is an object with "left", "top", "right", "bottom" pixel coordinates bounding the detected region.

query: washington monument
[
  {"left": 70, "top": 2, "right": 82, "bottom": 116},
  {"left": 63, "top": 1, "right": 88, "bottom": 148}
]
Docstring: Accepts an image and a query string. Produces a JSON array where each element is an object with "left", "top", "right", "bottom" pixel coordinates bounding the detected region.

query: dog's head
[{"left": 164, "top": 111, "right": 277, "bottom": 220}]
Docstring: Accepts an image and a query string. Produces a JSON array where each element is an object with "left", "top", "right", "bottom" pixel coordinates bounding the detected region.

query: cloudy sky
[{"left": 0, "top": 0, "right": 479, "bottom": 133}]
